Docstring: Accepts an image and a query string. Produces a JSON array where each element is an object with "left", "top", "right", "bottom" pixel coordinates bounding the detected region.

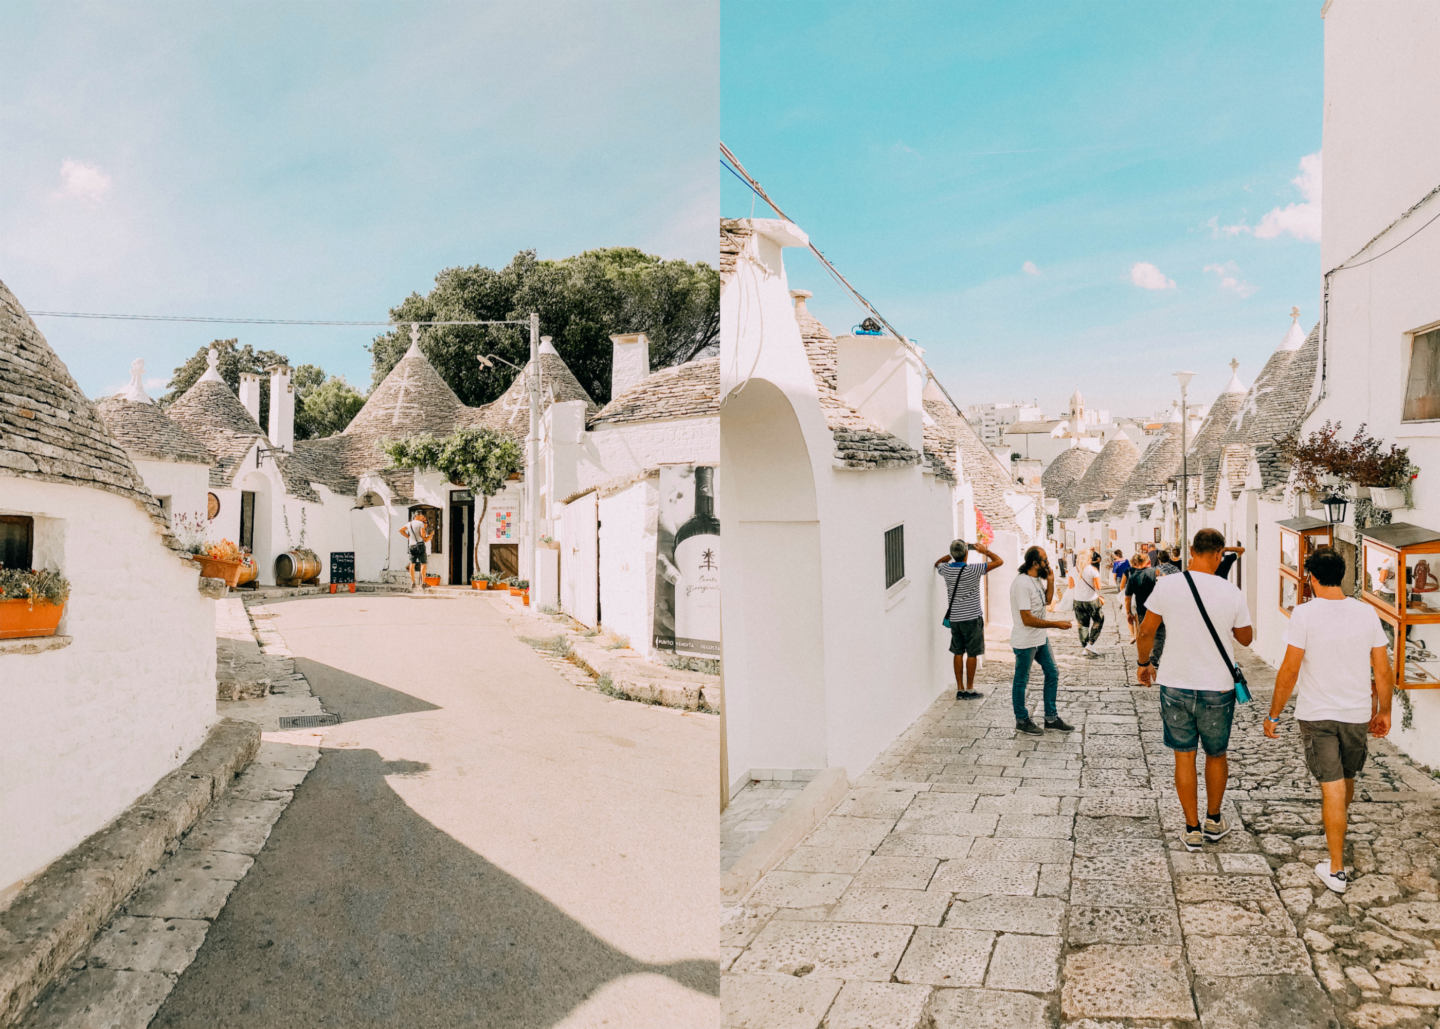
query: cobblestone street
[{"left": 722, "top": 591, "right": 1440, "bottom": 1029}]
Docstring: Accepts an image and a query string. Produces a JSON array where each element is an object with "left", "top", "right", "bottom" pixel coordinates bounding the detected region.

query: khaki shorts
[{"left": 1299, "top": 719, "right": 1369, "bottom": 783}]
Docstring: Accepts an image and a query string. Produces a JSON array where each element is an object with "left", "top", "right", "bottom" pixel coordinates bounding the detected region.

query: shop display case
[
  {"left": 1359, "top": 522, "right": 1440, "bottom": 688},
  {"left": 1277, "top": 516, "right": 1335, "bottom": 617}
]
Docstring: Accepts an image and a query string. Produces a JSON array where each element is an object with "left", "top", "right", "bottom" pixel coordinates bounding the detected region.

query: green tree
[
  {"left": 161, "top": 339, "right": 289, "bottom": 428},
  {"left": 369, "top": 248, "right": 719, "bottom": 406},
  {"left": 382, "top": 427, "right": 523, "bottom": 524},
  {"left": 295, "top": 374, "right": 366, "bottom": 440}
]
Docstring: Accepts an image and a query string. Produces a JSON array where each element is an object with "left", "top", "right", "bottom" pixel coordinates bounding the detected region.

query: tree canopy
[
  {"left": 382, "top": 427, "right": 522, "bottom": 516},
  {"left": 162, "top": 341, "right": 364, "bottom": 440},
  {"left": 368, "top": 247, "right": 719, "bottom": 407}
]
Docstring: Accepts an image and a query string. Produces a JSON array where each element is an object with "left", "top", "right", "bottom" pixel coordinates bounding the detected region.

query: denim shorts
[{"left": 1159, "top": 685, "right": 1236, "bottom": 756}]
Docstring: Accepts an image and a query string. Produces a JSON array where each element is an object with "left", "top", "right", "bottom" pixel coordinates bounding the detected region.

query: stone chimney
[
  {"left": 238, "top": 371, "right": 261, "bottom": 425},
  {"left": 609, "top": 333, "right": 650, "bottom": 398},
  {"left": 266, "top": 363, "right": 294, "bottom": 450}
]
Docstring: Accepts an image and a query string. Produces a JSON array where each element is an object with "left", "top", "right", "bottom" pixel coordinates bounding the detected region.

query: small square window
[
  {"left": 884, "top": 524, "right": 905, "bottom": 589},
  {"left": 1, "top": 515, "right": 35, "bottom": 570},
  {"left": 1403, "top": 327, "right": 1440, "bottom": 421}
]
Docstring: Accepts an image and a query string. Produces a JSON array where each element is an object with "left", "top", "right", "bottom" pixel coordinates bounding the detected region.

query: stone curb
[
  {"left": 0, "top": 718, "right": 260, "bottom": 1028},
  {"left": 721, "top": 767, "right": 849, "bottom": 903}
]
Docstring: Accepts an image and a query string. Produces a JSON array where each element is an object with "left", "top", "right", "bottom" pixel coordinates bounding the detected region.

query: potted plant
[
  {"left": 424, "top": 573, "right": 441, "bottom": 587},
  {"left": 192, "top": 538, "right": 245, "bottom": 587},
  {"left": 472, "top": 573, "right": 488, "bottom": 590},
  {"left": 515, "top": 578, "right": 531, "bottom": 605},
  {"left": 1349, "top": 432, "right": 1418, "bottom": 510},
  {"left": 0, "top": 569, "right": 71, "bottom": 639}
]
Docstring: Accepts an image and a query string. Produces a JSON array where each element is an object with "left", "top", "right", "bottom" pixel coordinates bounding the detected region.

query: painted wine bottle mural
[{"left": 653, "top": 464, "right": 721, "bottom": 657}]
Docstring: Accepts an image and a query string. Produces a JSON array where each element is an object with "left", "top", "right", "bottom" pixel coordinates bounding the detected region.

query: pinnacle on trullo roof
[
  {"left": 1277, "top": 307, "right": 1306, "bottom": 352},
  {"left": 1223, "top": 358, "right": 1246, "bottom": 394}
]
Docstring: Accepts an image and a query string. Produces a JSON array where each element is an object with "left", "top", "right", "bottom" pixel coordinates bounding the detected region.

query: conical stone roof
[
  {"left": 167, "top": 361, "right": 268, "bottom": 489},
  {"left": 1107, "top": 424, "right": 1183, "bottom": 518},
  {"left": 1059, "top": 431, "right": 1140, "bottom": 519},
  {"left": 1042, "top": 447, "right": 1096, "bottom": 496},
  {"left": 1220, "top": 322, "right": 1320, "bottom": 498},
  {"left": 922, "top": 384, "right": 1017, "bottom": 529},
  {"left": 1189, "top": 389, "right": 1249, "bottom": 508},
  {"left": 0, "top": 278, "right": 182, "bottom": 552},
  {"left": 478, "top": 340, "right": 598, "bottom": 441},
  {"left": 96, "top": 396, "right": 214, "bottom": 465}
]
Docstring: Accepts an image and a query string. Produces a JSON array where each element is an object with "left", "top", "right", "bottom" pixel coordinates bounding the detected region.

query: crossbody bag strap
[
  {"left": 1183, "top": 571, "right": 1241, "bottom": 681},
  {"left": 945, "top": 565, "right": 964, "bottom": 617}
]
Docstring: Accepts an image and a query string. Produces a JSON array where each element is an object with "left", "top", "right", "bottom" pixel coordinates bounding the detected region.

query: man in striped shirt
[{"left": 936, "top": 540, "right": 1004, "bottom": 699}]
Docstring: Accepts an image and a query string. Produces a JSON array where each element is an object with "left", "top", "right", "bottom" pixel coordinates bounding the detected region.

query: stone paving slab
[
  {"left": 86, "top": 917, "right": 210, "bottom": 976},
  {"left": 722, "top": 592, "right": 1440, "bottom": 1028}
]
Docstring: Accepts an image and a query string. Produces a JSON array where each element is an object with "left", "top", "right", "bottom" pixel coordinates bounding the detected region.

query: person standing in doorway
[
  {"left": 1264, "top": 546, "right": 1394, "bottom": 893},
  {"left": 935, "top": 540, "right": 1004, "bottom": 700},
  {"left": 1137, "top": 529, "right": 1253, "bottom": 852},
  {"left": 1068, "top": 549, "right": 1105, "bottom": 655},
  {"left": 1010, "top": 546, "right": 1075, "bottom": 735},
  {"left": 400, "top": 510, "right": 433, "bottom": 589}
]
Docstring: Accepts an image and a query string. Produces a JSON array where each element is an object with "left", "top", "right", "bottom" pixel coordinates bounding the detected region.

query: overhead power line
[
  {"left": 720, "top": 141, "right": 969, "bottom": 421},
  {"left": 26, "top": 311, "right": 526, "bottom": 327}
]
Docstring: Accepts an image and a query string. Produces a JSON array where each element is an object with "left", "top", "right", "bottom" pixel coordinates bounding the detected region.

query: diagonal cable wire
[{"left": 27, "top": 312, "right": 527, "bottom": 326}]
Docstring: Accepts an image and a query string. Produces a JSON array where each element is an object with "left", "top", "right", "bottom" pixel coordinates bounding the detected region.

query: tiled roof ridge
[
  {"left": 0, "top": 279, "right": 189, "bottom": 557},
  {"left": 923, "top": 398, "right": 1021, "bottom": 533},
  {"left": 590, "top": 357, "right": 720, "bottom": 427},
  {"left": 95, "top": 396, "right": 215, "bottom": 465},
  {"left": 1188, "top": 390, "right": 1249, "bottom": 509}
]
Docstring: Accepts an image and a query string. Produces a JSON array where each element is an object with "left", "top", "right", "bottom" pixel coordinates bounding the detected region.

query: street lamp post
[{"left": 1175, "top": 371, "right": 1195, "bottom": 570}]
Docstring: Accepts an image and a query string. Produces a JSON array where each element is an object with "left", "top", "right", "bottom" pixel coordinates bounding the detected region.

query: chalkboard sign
[{"left": 330, "top": 551, "right": 355, "bottom": 584}]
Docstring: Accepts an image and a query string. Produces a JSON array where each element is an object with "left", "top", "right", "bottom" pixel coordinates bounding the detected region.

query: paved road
[
  {"left": 722, "top": 590, "right": 1440, "bottom": 1028},
  {"left": 153, "top": 593, "right": 719, "bottom": 1029}
]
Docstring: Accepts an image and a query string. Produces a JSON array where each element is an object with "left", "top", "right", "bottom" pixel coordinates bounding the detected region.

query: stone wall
[
  {"left": 579, "top": 417, "right": 719, "bottom": 494},
  {"left": 597, "top": 480, "right": 657, "bottom": 656},
  {"left": 0, "top": 477, "right": 216, "bottom": 892}
]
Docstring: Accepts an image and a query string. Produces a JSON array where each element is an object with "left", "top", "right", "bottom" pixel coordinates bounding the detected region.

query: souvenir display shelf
[
  {"left": 1277, "top": 516, "right": 1335, "bottom": 618},
  {"left": 1359, "top": 522, "right": 1440, "bottom": 689}
]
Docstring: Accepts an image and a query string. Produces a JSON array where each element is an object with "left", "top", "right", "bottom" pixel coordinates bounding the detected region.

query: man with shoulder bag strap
[
  {"left": 1136, "top": 529, "right": 1254, "bottom": 852},
  {"left": 936, "top": 540, "right": 1003, "bottom": 699}
]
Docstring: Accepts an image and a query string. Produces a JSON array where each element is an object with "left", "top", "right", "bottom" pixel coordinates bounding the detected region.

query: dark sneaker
[
  {"left": 1015, "top": 718, "right": 1044, "bottom": 736},
  {"left": 1202, "top": 814, "right": 1232, "bottom": 843},
  {"left": 1044, "top": 717, "right": 1075, "bottom": 732},
  {"left": 1315, "top": 862, "right": 1348, "bottom": 894},
  {"left": 958, "top": 690, "right": 983, "bottom": 700},
  {"left": 1182, "top": 826, "right": 1204, "bottom": 852}
]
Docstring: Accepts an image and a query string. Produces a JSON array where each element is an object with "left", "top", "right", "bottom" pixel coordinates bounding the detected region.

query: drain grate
[{"left": 278, "top": 714, "right": 341, "bottom": 729}]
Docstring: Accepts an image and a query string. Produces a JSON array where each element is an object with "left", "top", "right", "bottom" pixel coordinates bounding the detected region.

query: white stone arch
[{"left": 720, "top": 377, "right": 827, "bottom": 781}]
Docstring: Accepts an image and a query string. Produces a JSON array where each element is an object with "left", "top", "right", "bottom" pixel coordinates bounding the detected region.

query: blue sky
[
  {"left": 722, "top": 1, "right": 1324, "bottom": 419},
  {"left": 2, "top": 1, "right": 717, "bottom": 398}
]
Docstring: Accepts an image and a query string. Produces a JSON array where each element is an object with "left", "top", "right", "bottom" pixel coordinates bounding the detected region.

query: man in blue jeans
[
  {"left": 1010, "top": 546, "right": 1076, "bottom": 735},
  {"left": 1136, "top": 528, "right": 1254, "bottom": 851}
]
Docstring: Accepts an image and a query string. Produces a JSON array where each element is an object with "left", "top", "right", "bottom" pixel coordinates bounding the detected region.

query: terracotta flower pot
[
  {"left": 0, "top": 598, "right": 66, "bottom": 639},
  {"left": 425, "top": 576, "right": 441, "bottom": 587},
  {"left": 192, "top": 555, "right": 243, "bottom": 587},
  {"left": 522, "top": 591, "right": 530, "bottom": 606},
  {"left": 473, "top": 580, "right": 486, "bottom": 590},
  {"left": 508, "top": 587, "right": 520, "bottom": 596}
]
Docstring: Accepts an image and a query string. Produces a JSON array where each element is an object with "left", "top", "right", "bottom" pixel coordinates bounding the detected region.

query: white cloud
[
  {"left": 1206, "top": 215, "right": 1250, "bottom": 238},
  {"left": 1130, "top": 262, "right": 1175, "bottom": 290},
  {"left": 1022, "top": 261, "right": 1039, "bottom": 276},
  {"left": 1204, "top": 261, "right": 1258, "bottom": 298},
  {"left": 54, "top": 159, "right": 112, "bottom": 201},
  {"left": 1255, "top": 152, "right": 1321, "bottom": 241}
]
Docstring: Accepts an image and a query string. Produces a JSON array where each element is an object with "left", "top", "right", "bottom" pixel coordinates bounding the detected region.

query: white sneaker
[{"left": 1315, "top": 862, "right": 1348, "bottom": 894}]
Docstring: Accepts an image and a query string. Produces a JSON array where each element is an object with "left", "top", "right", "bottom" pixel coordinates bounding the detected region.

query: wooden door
[
  {"left": 240, "top": 492, "right": 255, "bottom": 551},
  {"left": 490, "top": 544, "right": 519, "bottom": 581},
  {"left": 561, "top": 493, "right": 599, "bottom": 627},
  {"left": 449, "top": 492, "right": 473, "bottom": 584}
]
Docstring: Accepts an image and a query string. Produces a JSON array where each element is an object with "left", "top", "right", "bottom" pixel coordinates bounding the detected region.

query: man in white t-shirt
[
  {"left": 1009, "top": 546, "right": 1075, "bottom": 736},
  {"left": 1136, "top": 529, "right": 1254, "bottom": 852},
  {"left": 399, "top": 511, "right": 432, "bottom": 589},
  {"left": 1265, "top": 545, "right": 1394, "bottom": 894}
]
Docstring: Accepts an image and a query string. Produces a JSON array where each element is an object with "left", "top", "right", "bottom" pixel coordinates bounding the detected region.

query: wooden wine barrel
[{"left": 274, "top": 550, "right": 321, "bottom": 584}]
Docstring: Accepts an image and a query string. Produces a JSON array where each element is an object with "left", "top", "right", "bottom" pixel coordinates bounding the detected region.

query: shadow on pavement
[
  {"left": 294, "top": 657, "right": 442, "bottom": 724},
  {"left": 151, "top": 746, "right": 717, "bottom": 1028}
]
